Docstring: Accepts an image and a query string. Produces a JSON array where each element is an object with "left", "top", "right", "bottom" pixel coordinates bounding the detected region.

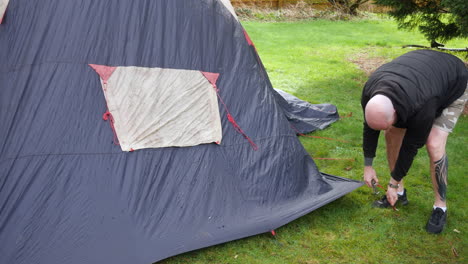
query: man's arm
[
  {"left": 363, "top": 122, "right": 380, "bottom": 161},
  {"left": 390, "top": 102, "right": 436, "bottom": 182},
  {"left": 363, "top": 121, "right": 380, "bottom": 187},
  {"left": 361, "top": 93, "right": 380, "bottom": 164},
  {"left": 361, "top": 91, "right": 381, "bottom": 187}
]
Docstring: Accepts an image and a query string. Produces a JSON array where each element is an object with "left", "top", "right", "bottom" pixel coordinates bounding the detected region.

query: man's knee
[{"left": 426, "top": 127, "right": 449, "bottom": 158}]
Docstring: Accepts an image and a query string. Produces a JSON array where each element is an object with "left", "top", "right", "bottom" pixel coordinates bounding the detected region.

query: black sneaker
[
  {"left": 372, "top": 188, "right": 409, "bottom": 208},
  {"left": 426, "top": 208, "right": 447, "bottom": 234}
]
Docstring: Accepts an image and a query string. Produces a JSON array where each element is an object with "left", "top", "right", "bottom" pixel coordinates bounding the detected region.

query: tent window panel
[
  {"left": 103, "top": 66, "right": 222, "bottom": 151},
  {"left": 0, "top": 0, "right": 9, "bottom": 23}
]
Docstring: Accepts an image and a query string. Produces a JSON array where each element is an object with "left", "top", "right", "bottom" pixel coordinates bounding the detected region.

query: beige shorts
[{"left": 433, "top": 83, "right": 468, "bottom": 133}]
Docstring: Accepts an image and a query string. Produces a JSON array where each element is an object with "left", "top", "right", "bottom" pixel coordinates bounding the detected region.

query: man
[{"left": 361, "top": 49, "right": 467, "bottom": 234}]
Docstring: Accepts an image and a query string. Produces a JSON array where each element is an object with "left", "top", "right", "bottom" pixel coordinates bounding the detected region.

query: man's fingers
[{"left": 368, "top": 177, "right": 378, "bottom": 188}]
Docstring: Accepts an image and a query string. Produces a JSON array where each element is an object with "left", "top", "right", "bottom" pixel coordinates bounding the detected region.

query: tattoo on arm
[{"left": 434, "top": 154, "right": 448, "bottom": 201}]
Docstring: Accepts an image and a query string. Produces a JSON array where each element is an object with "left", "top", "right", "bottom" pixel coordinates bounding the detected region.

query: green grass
[{"left": 160, "top": 19, "right": 467, "bottom": 264}]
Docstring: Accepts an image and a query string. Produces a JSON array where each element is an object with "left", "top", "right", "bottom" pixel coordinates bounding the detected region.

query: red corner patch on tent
[
  {"left": 201, "top": 70, "right": 258, "bottom": 151},
  {"left": 201, "top": 72, "right": 220, "bottom": 88},
  {"left": 89, "top": 64, "right": 118, "bottom": 84}
]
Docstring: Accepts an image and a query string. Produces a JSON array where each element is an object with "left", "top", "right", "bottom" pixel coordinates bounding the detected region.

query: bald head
[{"left": 365, "top": 94, "right": 396, "bottom": 130}]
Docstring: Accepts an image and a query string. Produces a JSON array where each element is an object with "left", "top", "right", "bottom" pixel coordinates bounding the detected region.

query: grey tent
[{"left": 0, "top": 1, "right": 363, "bottom": 263}]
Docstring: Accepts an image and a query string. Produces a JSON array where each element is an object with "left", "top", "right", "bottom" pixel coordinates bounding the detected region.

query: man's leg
[
  {"left": 426, "top": 127, "right": 449, "bottom": 208},
  {"left": 425, "top": 126, "right": 450, "bottom": 234},
  {"left": 426, "top": 84, "right": 467, "bottom": 233},
  {"left": 384, "top": 126, "right": 406, "bottom": 193},
  {"left": 430, "top": 86, "right": 467, "bottom": 207}
]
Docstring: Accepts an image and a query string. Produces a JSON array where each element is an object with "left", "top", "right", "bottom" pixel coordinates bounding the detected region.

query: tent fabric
[
  {"left": 0, "top": 0, "right": 8, "bottom": 24},
  {"left": 0, "top": 1, "right": 363, "bottom": 264},
  {"left": 219, "top": 0, "right": 238, "bottom": 20},
  {"left": 90, "top": 65, "right": 223, "bottom": 151},
  {"left": 274, "top": 89, "right": 340, "bottom": 134}
]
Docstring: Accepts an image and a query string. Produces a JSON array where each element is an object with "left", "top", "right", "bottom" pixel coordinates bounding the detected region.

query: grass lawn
[{"left": 160, "top": 18, "right": 467, "bottom": 264}]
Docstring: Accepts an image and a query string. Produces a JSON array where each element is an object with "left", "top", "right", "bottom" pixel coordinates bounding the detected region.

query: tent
[{"left": 0, "top": 1, "right": 363, "bottom": 263}]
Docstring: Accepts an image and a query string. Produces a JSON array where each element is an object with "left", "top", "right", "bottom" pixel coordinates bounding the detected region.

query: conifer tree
[{"left": 374, "top": 0, "right": 468, "bottom": 47}]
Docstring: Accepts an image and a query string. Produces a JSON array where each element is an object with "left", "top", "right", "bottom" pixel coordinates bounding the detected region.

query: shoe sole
[
  {"left": 426, "top": 212, "right": 447, "bottom": 234},
  {"left": 426, "top": 224, "right": 444, "bottom": 234}
]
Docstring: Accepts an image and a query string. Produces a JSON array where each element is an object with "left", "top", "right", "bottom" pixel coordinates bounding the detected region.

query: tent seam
[
  {"left": 0, "top": 60, "right": 254, "bottom": 74},
  {"left": 0, "top": 134, "right": 299, "bottom": 164}
]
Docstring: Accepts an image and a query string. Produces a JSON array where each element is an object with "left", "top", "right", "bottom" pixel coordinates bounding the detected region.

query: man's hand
[
  {"left": 386, "top": 187, "right": 398, "bottom": 206},
  {"left": 364, "top": 166, "right": 378, "bottom": 188}
]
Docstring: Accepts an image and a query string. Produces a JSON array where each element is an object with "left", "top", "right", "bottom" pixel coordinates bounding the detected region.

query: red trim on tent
[
  {"left": 102, "top": 111, "right": 120, "bottom": 145},
  {"left": 89, "top": 64, "right": 120, "bottom": 146},
  {"left": 202, "top": 71, "right": 258, "bottom": 151},
  {"left": 89, "top": 64, "right": 117, "bottom": 84},
  {"left": 243, "top": 29, "right": 254, "bottom": 47}
]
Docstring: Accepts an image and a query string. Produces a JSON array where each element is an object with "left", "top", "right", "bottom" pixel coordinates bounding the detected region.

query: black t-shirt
[{"left": 361, "top": 50, "right": 467, "bottom": 181}]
